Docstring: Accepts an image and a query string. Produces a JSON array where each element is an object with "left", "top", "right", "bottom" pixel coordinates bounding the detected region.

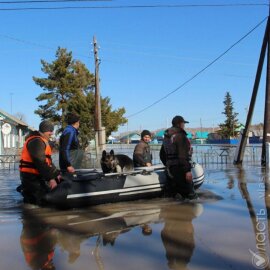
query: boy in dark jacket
[{"left": 133, "top": 130, "right": 153, "bottom": 167}]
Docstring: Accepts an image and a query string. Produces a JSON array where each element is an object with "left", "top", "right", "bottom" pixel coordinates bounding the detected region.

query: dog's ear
[
  {"left": 102, "top": 150, "right": 107, "bottom": 160},
  {"left": 110, "top": 149, "right": 115, "bottom": 157}
]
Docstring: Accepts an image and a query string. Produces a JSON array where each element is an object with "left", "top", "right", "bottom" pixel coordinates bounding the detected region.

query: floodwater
[{"left": 0, "top": 164, "right": 270, "bottom": 270}]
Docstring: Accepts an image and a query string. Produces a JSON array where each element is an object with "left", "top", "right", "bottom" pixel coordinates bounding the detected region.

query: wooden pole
[
  {"left": 234, "top": 19, "right": 269, "bottom": 164},
  {"left": 93, "top": 36, "right": 102, "bottom": 133},
  {"left": 93, "top": 36, "right": 105, "bottom": 156},
  {"left": 262, "top": 19, "right": 270, "bottom": 165}
]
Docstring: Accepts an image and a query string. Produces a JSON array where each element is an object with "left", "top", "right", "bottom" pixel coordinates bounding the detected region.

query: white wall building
[{"left": 0, "top": 108, "right": 33, "bottom": 155}]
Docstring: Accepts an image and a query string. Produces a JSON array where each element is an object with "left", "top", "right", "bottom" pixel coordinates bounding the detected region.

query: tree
[
  {"left": 33, "top": 47, "right": 94, "bottom": 127},
  {"left": 33, "top": 47, "right": 127, "bottom": 148},
  {"left": 14, "top": 112, "right": 27, "bottom": 122},
  {"left": 218, "top": 92, "right": 240, "bottom": 138}
]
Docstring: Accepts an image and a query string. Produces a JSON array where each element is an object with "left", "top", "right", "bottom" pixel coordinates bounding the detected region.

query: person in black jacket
[
  {"left": 59, "top": 113, "right": 80, "bottom": 173},
  {"left": 160, "top": 115, "right": 197, "bottom": 199},
  {"left": 133, "top": 130, "right": 153, "bottom": 167},
  {"left": 19, "top": 120, "right": 61, "bottom": 204}
]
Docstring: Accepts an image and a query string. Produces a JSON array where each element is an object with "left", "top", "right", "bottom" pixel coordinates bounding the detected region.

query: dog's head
[{"left": 100, "top": 150, "right": 117, "bottom": 173}]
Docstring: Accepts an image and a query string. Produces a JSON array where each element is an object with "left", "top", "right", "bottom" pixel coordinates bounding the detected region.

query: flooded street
[{"left": 0, "top": 164, "right": 270, "bottom": 270}]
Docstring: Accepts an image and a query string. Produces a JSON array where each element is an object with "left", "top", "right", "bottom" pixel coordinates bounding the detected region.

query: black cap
[
  {"left": 172, "top": 115, "right": 189, "bottom": 126},
  {"left": 67, "top": 113, "right": 80, "bottom": 125},
  {"left": 141, "top": 129, "right": 151, "bottom": 138},
  {"left": 39, "top": 120, "right": 54, "bottom": 133}
]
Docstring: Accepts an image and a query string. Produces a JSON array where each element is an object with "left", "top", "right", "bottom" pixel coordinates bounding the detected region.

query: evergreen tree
[
  {"left": 33, "top": 47, "right": 127, "bottom": 148},
  {"left": 218, "top": 92, "right": 240, "bottom": 139}
]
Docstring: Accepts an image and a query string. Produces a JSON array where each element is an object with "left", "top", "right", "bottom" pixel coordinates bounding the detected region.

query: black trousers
[
  {"left": 167, "top": 165, "right": 194, "bottom": 197},
  {"left": 20, "top": 173, "right": 50, "bottom": 205}
]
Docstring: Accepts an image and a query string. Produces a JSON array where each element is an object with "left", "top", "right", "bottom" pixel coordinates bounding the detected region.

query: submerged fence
[
  {"left": 0, "top": 144, "right": 262, "bottom": 170},
  {"left": 0, "top": 155, "right": 20, "bottom": 170},
  {"left": 106, "top": 143, "right": 262, "bottom": 166}
]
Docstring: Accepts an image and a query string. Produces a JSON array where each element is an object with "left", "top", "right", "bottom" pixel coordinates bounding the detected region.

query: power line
[
  {"left": 0, "top": 33, "right": 94, "bottom": 61},
  {"left": 127, "top": 16, "right": 268, "bottom": 118},
  {"left": 0, "top": 3, "right": 267, "bottom": 11},
  {"left": 0, "top": 0, "right": 109, "bottom": 3},
  {"left": 0, "top": 33, "right": 55, "bottom": 49},
  {"left": 0, "top": 33, "right": 259, "bottom": 68}
]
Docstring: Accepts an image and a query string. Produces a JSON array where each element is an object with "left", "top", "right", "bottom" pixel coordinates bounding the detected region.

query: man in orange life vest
[{"left": 19, "top": 120, "right": 61, "bottom": 205}]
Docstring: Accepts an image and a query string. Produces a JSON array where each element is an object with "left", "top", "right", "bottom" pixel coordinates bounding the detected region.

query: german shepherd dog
[{"left": 101, "top": 150, "right": 134, "bottom": 173}]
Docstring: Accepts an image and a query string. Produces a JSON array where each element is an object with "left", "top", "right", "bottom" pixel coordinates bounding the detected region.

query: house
[
  {"left": 0, "top": 108, "right": 33, "bottom": 155},
  {"left": 107, "top": 135, "right": 120, "bottom": 144},
  {"left": 120, "top": 132, "right": 141, "bottom": 144},
  {"left": 195, "top": 131, "right": 209, "bottom": 139},
  {"left": 154, "top": 129, "right": 166, "bottom": 143}
]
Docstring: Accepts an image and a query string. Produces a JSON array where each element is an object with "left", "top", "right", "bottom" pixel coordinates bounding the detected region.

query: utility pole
[
  {"left": 93, "top": 36, "right": 105, "bottom": 156},
  {"left": 10, "top": 92, "right": 13, "bottom": 114},
  {"left": 234, "top": 18, "right": 269, "bottom": 164},
  {"left": 262, "top": 16, "right": 270, "bottom": 165}
]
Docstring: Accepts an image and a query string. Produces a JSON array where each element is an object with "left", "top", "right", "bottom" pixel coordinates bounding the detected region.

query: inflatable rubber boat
[{"left": 42, "top": 163, "right": 204, "bottom": 208}]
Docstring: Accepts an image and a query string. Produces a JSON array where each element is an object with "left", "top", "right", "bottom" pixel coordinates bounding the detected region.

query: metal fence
[
  {"left": 0, "top": 155, "right": 20, "bottom": 170},
  {"left": 191, "top": 144, "right": 261, "bottom": 165},
  {"left": 0, "top": 144, "right": 262, "bottom": 170},
  {"left": 106, "top": 143, "right": 262, "bottom": 165}
]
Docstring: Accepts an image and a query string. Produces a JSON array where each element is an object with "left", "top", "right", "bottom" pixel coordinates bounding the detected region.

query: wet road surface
[{"left": 0, "top": 163, "right": 270, "bottom": 270}]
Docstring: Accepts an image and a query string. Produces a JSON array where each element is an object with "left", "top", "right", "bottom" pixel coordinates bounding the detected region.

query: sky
[{"left": 0, "top": 0, "right": 269, "bottom": 135}]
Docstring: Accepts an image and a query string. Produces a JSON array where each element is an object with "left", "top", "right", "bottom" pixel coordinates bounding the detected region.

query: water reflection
[
  {"left": 264, "top": 170, "right": 270, "bottom": 260},
  {"left": 20, "top": 200, "right": 203, "bottom": 270},
  {"left": 231, "top": 166, "right": 270, "bottom": 268},
  {"left": 20, "top": 210, "right": 57, "bottom": 270},
  {"left": 160, "top": 203, "right": 203, "bottom": 270}
]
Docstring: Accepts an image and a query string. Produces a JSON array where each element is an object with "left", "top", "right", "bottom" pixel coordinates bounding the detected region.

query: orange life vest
[
  {"left": 20, "top": 135, "right": 52, "bottom": 175},
  {"left": 20, "top": 229, "right": 55, "bottom": 269}
]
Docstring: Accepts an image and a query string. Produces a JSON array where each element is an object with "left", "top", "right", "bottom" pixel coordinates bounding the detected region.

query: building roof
[
  {"left": 195, "top": 131, "right": 209, "bottom": 139},
  {"left": 155, "top": 129, "right": 192, "bottom": 139},
  {"left": 0, "top": 108, "right": 29, "bottom": 127},
  {"left": 155, "top": 129, "right": 166, "bottom": 137},
  {"left": 252, "top": 130, "right": 263, "bottom": 137},
  {"left": 120, "top": 133, "right": 141, "bottom": 140},
  {"left": 186, "top": 132, "right": 193, "bottom": 139}
]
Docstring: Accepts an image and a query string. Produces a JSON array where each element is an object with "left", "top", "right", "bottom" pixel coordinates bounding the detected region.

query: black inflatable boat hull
[{"left": 43, "top": 164, "right": 204, "bottom": 208}]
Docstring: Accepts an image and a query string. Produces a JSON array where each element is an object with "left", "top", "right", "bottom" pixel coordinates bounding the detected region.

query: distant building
[
  {"left": 186, "top": 132, "right": 193, "bottom": 139},
  {"left": 195, "top": 131, "right": 209, "bottom": 139},
  {"left": 0, "top": 108, "right": 33, "bottom": 155},
  {"left": 120, "top": 132, "right": 141, "bottom": 144},
  {"left": 154, "top": 129, "right": 166, "bottom": 143},
  {"left": 107, "top": 135, "right": 120, "bottom": 144}
]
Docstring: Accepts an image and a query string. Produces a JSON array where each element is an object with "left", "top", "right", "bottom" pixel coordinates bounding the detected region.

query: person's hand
[
  {"left": 67, "top": 166, "right": 75, "bottom": 173},
  {"left": 49, "top": 179, "right": 57, "bottom": 190},
  {"left": 185, "top": 172, "right": 193, "bottom": 182},
  {"left": 145, "top": 163, "right": 152, "bottom": 167},
  {"left": 56, "top": 174, "right": 62, "bottom": 183}
]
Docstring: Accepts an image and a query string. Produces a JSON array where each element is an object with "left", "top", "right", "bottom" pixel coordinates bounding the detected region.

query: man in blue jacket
[{"left": 59, "top": 113, "right": 80, "bottom": 173}]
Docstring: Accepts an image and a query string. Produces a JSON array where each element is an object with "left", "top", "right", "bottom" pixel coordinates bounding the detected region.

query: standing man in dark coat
[
  {"left": 160, "top": 115, "right": 197, "bottom": 199},
  {"left": 59, "top": 113, "right": 80, "bottom": 173},
  {"left": 133, "top": 130, "right": 153, "bottom": 167}
]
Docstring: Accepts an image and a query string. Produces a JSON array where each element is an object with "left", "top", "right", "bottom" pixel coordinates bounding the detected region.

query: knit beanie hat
[
  {"left": 141, "top": 130, "right": 151, "bottom": 139},
  {"left": 67, "top": 113, "right": 80, "bottom": 125},
  {"left": 39, "top": 120, "right": 54, "bottom": 133}
]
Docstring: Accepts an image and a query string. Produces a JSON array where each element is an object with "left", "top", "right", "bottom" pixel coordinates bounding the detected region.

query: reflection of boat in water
[
  {"left": 21, "top": 199, "right": 205, "bottom": 269},
  {"left": 43, "top": 163, "right": 204, "bottom": 208},
  {"left": 20, "top": 201, "right": 165, "bottom": 269}
]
